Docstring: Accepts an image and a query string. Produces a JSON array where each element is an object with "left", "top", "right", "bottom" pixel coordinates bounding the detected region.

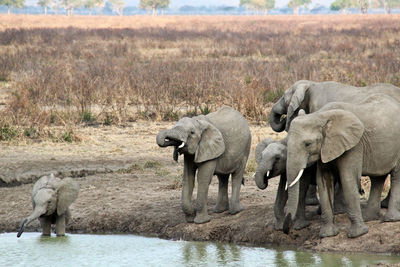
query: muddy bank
[{"left": 1, "top": 122, "right": 400, "bottom": 255}]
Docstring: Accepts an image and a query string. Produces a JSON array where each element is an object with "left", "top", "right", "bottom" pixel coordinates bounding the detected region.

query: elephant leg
[
  {"left": 194, "top": 160, "right": 216, "bottom": 224},
  {"left": 182, "top": 155, "right": 196, "bottom": 223},
  {"left": 384, "top": 171, "right": 400, "bottom": 221},
  {"left": 305, "top": 185, "right": 319, "bottom": 206},
  {"left": 316, "top": 162, "right": 338, "bottom": 238},
  {"left": 381, "top": 189, "right": 390, "bottom": 208},
  {"left": 337, "top": 153, "right": 368, "bottom": 238},
  {"left": 363, "top": 176, "right": 386, "bottom": 221},
  {"left": 229, "top": 160, "right": 246, "bottom": 215},
  {"left": 214, "top": 174, "right": 229, "bottom": 213},
  {"left": 40, "top": 217, "right": 51, "bottom": 236},
  {"left": 274, "top": 174, "right": 288, "bottom": 230},
  {"left": 55, "top": 214, "right": 66, "bottom": 236},
  {"left": 294, "top": 171, "right": 311, "bottom": 230},
  {"left": 333, "top": 181, "right": 347, "bottom": 214}
]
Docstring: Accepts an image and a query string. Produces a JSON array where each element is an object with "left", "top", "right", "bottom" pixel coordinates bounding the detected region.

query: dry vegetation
[{"left": 0, "top": 15, "right": 400, "bottom": 140}]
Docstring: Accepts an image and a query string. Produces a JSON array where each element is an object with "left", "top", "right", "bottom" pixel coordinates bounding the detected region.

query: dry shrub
[{"left": 0, "top": 15, "right": 400, "bottom": 138}]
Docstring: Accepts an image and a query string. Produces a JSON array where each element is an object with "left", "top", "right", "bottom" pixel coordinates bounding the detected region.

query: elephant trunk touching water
[{"left": 156, "top": 106, "right": 251, "bottom": 224}]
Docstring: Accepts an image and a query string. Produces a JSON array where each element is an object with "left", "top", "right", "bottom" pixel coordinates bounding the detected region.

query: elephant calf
[
  {"left": 156, "top": 106, "right": 251, "bottom": 224},
  {"left": 17, "top": 174, "right": 79, "bottom": 237}
]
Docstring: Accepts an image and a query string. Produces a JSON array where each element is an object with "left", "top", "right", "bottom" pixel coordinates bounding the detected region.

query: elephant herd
[
  {"left": 157, "top": 80, "right": 400, "bottom": 239},
  {"left": 17, "top": 80, "right": 400, "bottom": 239}
]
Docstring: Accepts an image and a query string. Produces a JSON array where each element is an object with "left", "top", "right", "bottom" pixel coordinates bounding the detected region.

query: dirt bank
[{"left": 1, "top": 122, "right": 400, "bottom": 255}]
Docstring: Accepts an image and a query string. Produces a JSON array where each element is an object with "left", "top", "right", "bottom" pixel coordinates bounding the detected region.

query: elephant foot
[
  {"left": 293, "top": 218, "right": 311, "bottom": 230},
  {"left": 184, "top": 213, "right": 195, "bottom": 223},
  {"left": 383, "top": 209, "right": 400, "bottom": 222},
  {"left": 319, "top": 223, "right": 339, "bottom": 238},
  {"left": 346, "top": 223, "right": 368, "bottom": 238},
  {"left": 213, "top": 203, "right": 229, "bottom": 213},
  {"left": 194, "top": 213, "right": 211, "bottom": 224},
  {"left": 41, "top": 233, "right": 51, "bottom": 237},
  {"left": 274, "top": 219, "right": 284, "bottom": 231},
  {"left": 56, "top": 233, "right": 65, "bottom": 237},
  {"left": 229, "top": 203, "right": 243, "bottom": 215},
  {"left": 362, "top": 209, "right": 381, "bottom": 222}
]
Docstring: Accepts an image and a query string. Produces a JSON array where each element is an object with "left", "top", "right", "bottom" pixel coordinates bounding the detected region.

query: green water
[{"left": 1, "top": 232, "right": 399, "bottom": 267}]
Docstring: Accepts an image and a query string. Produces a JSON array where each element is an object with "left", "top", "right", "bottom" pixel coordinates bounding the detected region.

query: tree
[
  {"left": 108, "top": 0, "right": 124, "bottom": 15},
  {"left": 287, "top": 0, "right": 311, "bottom": 14},
  {"left": 37, "top": 0, "right": 51, "bottom": 15},
  {"left": 330, "top": 0, "right": 353, "bottom": 13},
  {"left": 61, "top": 0, "right": 82, "bottom": 15},
  {"left": 357, "top": 0, "right": 369, "bottom": 13},
  {"left": 239, "top": 0, "right": 252, "bottom": 14},
  {"left": 239, "top": 0, "right": 274, "bottom": 14},
  {"left": 0, "top": 0, "right": 25, "bottom": 14},
  {"left": 372, "top": 0, "right": 400, "bottom": 13},
  {"left": 139, "top": 0, "right": 170, "bottom": 15},
  {"left": 84, "top": 0, "right": 104, "bottom": 14}
]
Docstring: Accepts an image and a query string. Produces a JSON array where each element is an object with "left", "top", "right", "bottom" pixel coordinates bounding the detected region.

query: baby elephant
[
  {"left": 156, "top": 106, "right": 251, "bottom": 224},
  {"left": 17, "top": 174, "right": 79, "bottom": 237},
  {"left": 254, "top": 137, "right": 318, "bottom": 230}
]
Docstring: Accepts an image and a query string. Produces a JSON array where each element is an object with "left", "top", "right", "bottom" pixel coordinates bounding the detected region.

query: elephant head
[
  {"left": 254, "top": 138, "right": 287, "bottom": 190},
  {"left": 17, "top": 174, "right": 79, "bottom": 238},
  {"left": 156, "top": 116, "right": 225, "bottom": 163},
  {"left": 283, "top": 109, "right": 364, "bottom": 233},
  {"left": 269, "top": 80, "right": 315, "bottom": 132}
]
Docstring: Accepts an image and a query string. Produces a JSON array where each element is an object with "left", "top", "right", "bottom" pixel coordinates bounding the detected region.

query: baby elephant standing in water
[
  {"left": 17, "top": 174, "right": 79, "bottom": 237},
  {"left": 156, "top": 106, "right": 251, "bottom": 224}
]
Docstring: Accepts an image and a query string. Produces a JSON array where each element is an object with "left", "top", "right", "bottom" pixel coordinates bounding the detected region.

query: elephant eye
[
  {"left": 190, "top": 130, "right": 195, "bottom": 135},
  {"left": 305, "top": 142, "right": 312, "bottom": 147}
]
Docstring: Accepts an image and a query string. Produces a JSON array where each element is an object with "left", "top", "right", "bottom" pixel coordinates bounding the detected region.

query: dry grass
[{"left": 1, "top": 15, "right": 400, "bottom": 139}]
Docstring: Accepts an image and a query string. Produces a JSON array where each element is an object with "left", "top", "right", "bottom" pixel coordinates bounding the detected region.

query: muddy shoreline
[{"left": 1, "top": 122, "right": 400, "bottom": 255}]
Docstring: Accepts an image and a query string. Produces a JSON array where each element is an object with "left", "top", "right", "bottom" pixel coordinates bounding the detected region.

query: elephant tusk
[
  {"left": 178, "top": 142, "right": 185, "bottom": 149},
  {"left": 289, "top": 169, "right": 304, "bottom": 188},
  {"left": 285, "top": 181, "right": 288, "bottom": 191},
  {"left": 266, "top": 171, "right": 270, "bottom": 178}
]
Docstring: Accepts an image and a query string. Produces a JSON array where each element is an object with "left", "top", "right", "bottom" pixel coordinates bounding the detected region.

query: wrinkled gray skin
[
  {"left": 254, "top": 137, "right": 318, "bottom": 231},
  {"left": 156, "top": 106, "right": 251, "bottom": 224},
  {"left": 270, "top": 80, "right": 400, "bottom": 210},
  {"left": 17, "top": 174, "right": 79, "bottom": 238},
  {"left": 285, "top": 94, "right": 400, "bottom": 238}
]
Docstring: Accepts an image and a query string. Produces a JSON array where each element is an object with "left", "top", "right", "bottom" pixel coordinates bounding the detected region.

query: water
[{"left": 1, "top": 232, "right": 399, "bottom": 267}]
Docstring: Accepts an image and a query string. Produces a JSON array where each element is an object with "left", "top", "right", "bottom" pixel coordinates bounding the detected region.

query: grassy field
[{"left": 0, "top": 15, "right": 400, "bottom": 140}]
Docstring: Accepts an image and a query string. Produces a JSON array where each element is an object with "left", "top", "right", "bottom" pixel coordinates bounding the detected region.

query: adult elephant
[
  {"left": 156, "top": 106, "right": 251, "bottom": 224},
  {"left": 284, "top": 94, "right": 400, "bottom": 238},
  {"left": 254, "top": 137, "right": 318, "bottom": 230},
  {"left": 269, "top": 80, "right": 400, "bottom": 132},
  {"left": 17, "top": 174, "right": 79, "bottom": 237}
]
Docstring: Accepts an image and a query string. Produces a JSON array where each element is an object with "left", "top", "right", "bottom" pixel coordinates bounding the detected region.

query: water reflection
[{"left": 182, "top": 242, "right": 242, "bottom": 266}]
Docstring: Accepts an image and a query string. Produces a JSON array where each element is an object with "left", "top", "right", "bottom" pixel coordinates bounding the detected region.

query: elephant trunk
[
  {"left": 254, "top": 161, "right": 273, "bottom": 190},
  {"left": 156, "top": 128, "right": 186, "bottom": 147},
  {"left": 17, "top": 207, "right": 45, "bottom": 238},
  {"left": 283, "top": 147, "right": 307, "bottom": 234},
  {"left": 269, "top": 97, "right": 287, "bottom": 132}
]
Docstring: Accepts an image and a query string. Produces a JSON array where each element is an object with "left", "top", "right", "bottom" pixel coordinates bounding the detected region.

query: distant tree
[
  {"left": 0, "top": 0, "right": 25, "bottom": 14},
  {"left": 62, "top": 0, "right": 82, "bottom": 15},
  {"left": 357, "top": 0, "right": 369, "bottom": 13},
  {"left": 287, "top": 0, "right": 311, "bottom": 14},
  {"left": 330, "top": 0, "right": 353, "bottom": 13},
  {"left": 108, "top": 0, "right": 124, "bottom": 15},
  {"left": 139, "top": 0, "right": 169, "bottom": 15},
  {"left": 239, "top": 0, "right": 274, "bottom": 14},
  {"left": 37, "top": 0, "right": 51, "bottom": 14},
  {"left": 239, "top": 0, "right": 252, "bottom": 14},
  {"left": 372, "top": 0, "right": 400, "bottom": 13},
  {"left": 84, "top": 0, "right": 104, "bottom": 14}
]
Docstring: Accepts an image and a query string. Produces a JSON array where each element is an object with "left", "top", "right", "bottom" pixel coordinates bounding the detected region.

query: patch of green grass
[
  {"left": 163, "top": 110, "right": 180, "bottom": 121},
  {"left": 24, "top": 127, "right": 38, "bottom": 138},
  {"left": 104, "top": 114, "right": 112, "bottom": 126},
  {"left": 81, "top": 110, "right": 96, "bottom": 123},
  {"left": 200, "top": 105, "right": 211, "bottom": 115},
  {"left": 62, "top": 131, "right": 73, "bottom": 142},
  {"left": 0, "top": 125, "right": 17, "bottom": 141},
  {"left": 144, "top": 160, "right": 163, "bottom": 169}
]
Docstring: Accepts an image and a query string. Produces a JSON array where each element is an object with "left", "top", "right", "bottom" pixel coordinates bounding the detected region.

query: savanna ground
[{"left": 1, "top": 15, "right": 400, "bottom": 255}]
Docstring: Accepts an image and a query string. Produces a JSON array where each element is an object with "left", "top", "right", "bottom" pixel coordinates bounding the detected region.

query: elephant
[
  {"left": 254, "top": 137, "right": 318, "bottom": 230},
  {"left": 283, "top": 94, "right": 400, "bottom": 238},
  {"left": 156, "top": 106, "right": 251, "bottom": 224},
  {"left": 17, "top": 174, "right": 79, "bottom": 237},
  {"left": 269, "top": 80, "right": 400, "bottom": 132}
]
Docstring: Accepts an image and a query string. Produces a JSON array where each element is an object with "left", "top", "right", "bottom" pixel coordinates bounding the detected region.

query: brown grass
[{"left": 1, "top": 15, "right": 400, "bottom": 139}]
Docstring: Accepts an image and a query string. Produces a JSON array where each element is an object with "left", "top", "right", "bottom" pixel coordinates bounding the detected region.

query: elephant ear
[
  {"left": 285, "top": 83, "right": 311, "bottom": 131},
  {"left": 321, "top": 110, "right": 364, "bottom": 163},
  {"left": 255, "top": 138, "right": 276, "bottom": 164},
  {"left": 194, "top": 120, "right": 225, "bottom": 163},
  {"left": 57, "top": 178, "right": 79, "bottom": 216}
]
